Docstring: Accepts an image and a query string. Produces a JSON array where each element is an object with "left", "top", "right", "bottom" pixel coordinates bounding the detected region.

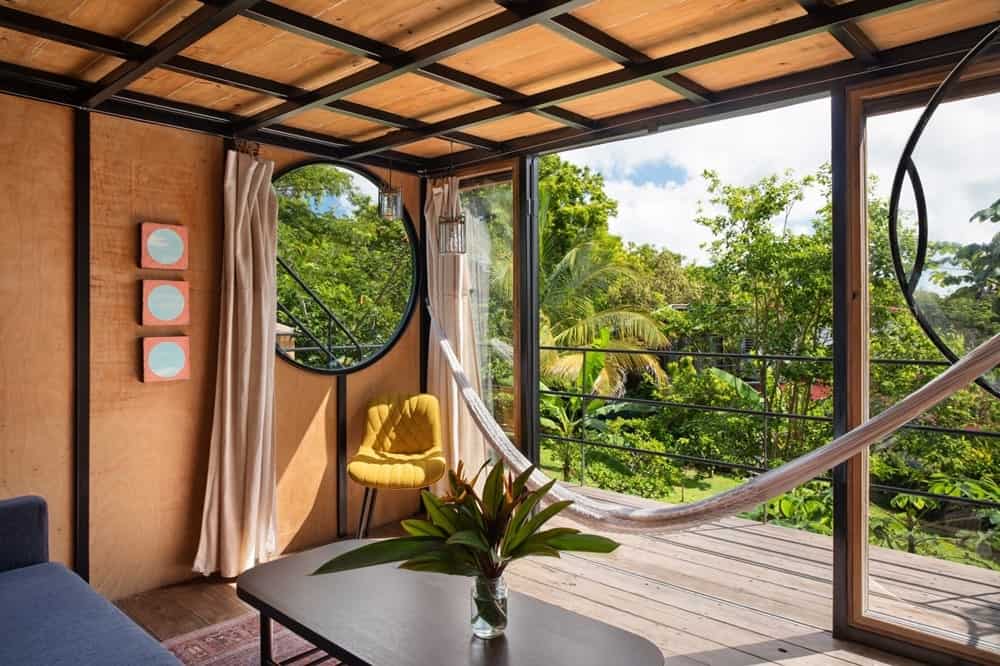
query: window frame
[{"left": 272, "top": 158, "right": 422, "bottom": 376}]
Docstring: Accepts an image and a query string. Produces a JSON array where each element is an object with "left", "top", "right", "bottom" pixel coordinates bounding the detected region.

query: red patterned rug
[{"left": 163, "top": 613, "right": 338, "bottom": 665}]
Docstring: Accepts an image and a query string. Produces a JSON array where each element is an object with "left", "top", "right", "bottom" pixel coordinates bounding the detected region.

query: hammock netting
[{"left": 435, "top": 321, "right": 1000, "bottom": 533}]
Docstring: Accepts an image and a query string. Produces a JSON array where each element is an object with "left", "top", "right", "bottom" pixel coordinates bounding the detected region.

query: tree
[
  {"left": 537, "top": 154, "right": 618, "bottom": 277},
  {"left": 275, "top": 164, "right": 413, "bottom": 368}
]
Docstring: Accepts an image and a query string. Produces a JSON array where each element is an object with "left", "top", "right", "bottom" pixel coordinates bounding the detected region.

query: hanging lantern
[
  {"left": 438, "top": 211, "right": 466, "bottom": 254},
  {"left": 378, "top": 184, "right": 403, "bottom": 221},
  {"left": 438, "top": 139, "right": 467, "bottom": 254}
]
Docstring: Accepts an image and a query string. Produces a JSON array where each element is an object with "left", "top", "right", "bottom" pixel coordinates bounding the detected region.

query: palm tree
[{"left": 491, "top": 187, "right": 668, "bottom": 396}]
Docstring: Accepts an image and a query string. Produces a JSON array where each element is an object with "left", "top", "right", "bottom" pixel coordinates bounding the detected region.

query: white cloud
[{"left": 558, "top": 93, "right": 1000, "bottom": 265}]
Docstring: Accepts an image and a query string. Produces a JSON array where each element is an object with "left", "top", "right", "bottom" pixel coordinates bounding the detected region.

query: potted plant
[{"left": 312, "top": 460, "right": 619, "bottom": 639}]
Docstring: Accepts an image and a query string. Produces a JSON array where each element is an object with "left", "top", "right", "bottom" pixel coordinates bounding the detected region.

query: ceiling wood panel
[
  {"left": 570, "top": 0, "right": 807, "bottom": 59},
  {"left": 394, "top": 137, "right": 456, "bottom": 158},
  {"left": 0, "top": 27, "right": 122, "bottom": 80},
  {"left": 559, "top": 80, "right": 684, "bottom": 118},
  {"left": 281, "top": 107, "right": 392, "bottom": 142},
  {"left": 856, "top": 0, "right": 1000, "bottom": 51},
  {"left": 180, "top": 15, "right": 371, "bottom": 90},
  {"left": 438, "top": 24, "right": 623, "bottom": 95},
  {"left": 344, "top": 72, "right": 497, "bottom": 123},
  {"left": 0, "top": 0, "right": 198, "bottom": 40},
  {"left": 271, "top": 0, "right": 505, "bottom": 50},
  {"left": 683, "top": 32, "right": 852, "bottom": 91},
  {"left": 465, "top": 113, "right": 567, "bottom": 142},
  {"left": 127, "top": 69, "right": 282, "bottom": 115}
]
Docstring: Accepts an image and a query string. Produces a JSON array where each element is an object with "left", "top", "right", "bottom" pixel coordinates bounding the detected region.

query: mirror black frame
[{"left": 272, "top": 158, "right": 422, "bottom": 376}]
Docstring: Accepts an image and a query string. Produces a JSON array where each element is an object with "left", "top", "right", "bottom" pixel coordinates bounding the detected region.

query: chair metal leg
[
  {"left": 357, "top": 488, "right": 378, "bottom": 538},
  {"left": 355, "top": 486, "right": 372, "bottom": 539}
]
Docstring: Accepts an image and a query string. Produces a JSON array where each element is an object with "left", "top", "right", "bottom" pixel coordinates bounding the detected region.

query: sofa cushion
[{"left": 0, "top": 562, "right": 179, "bottom": 665}]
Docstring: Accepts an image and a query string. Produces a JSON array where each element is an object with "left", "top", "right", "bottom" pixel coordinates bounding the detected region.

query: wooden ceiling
[{"left": 0, "top": 0, "right": 997, "bottom": 172}]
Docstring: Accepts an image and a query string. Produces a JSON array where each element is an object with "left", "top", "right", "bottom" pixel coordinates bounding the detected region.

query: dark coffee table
[{"left": 237, "top": 539, "right": 664, "bottom": 666}]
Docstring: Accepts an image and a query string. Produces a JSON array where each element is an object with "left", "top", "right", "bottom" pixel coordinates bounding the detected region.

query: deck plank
[{"left": 117, "top": 486, "right": 999, "bottom": 664}]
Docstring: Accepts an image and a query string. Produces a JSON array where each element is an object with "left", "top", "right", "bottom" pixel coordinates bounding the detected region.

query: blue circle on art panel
[
  {"left": 147, "top": 228, "right": 185, "bottom": 265},
  {"left": 148, "top": 284, "right": 185, "bottom": 321},
  {"left": 149, "top": 341, "right": 186, "bottom": 378}
]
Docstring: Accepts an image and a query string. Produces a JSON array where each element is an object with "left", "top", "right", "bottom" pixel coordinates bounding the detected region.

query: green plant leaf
[
  {"left": 482, "top": 462, "right": 505, "bottom": 520},
  {"left": 510, "top": 500, "right": 574, "bottom": 552},
  {"left": 511, "top": 465, "right": 536, "bottom": 500},
  {"left": 511, "top": 542, "right": 561, "bottom": 559},
  {"left": 401, "top": 519, "right": 448, "bottom": 538},
  {"left": 547, "top": 533, "right": 619, "bottom": 553},
  {"left": 505, "top": 479, "right": 557, "bottom": 549},
  {"left": 447, "top": 530, "right": 491, "bottom": 553},
  {"left": 422, "top": 491, "right": 458, "bottom": 534},
  {"left": 399, "top": 550, "right": 479, "bottom": 576},
  {"left": 312, "top": 537, "right": 444, "bottom": 575}
]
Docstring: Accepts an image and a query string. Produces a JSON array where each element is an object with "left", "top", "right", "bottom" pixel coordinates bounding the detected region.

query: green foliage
[
  {"left": 528, "top": 161, "right": 999, "bottom": 570},
  {"left": 274, "top": 164, "right": 413, "bottom": 368},
  {"left": 312, "top": 461, "right": 618, "bottom": 579}
]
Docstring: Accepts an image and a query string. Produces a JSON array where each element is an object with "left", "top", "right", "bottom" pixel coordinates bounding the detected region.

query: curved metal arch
[
  {"left": 271, "top": 158, "right": 423, "bottom": 376},
  {"left": 887, "top": 23, "right": 1000, "bottom": 399}
]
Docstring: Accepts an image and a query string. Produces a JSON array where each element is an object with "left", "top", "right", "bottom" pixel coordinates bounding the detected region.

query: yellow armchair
[{"left": 348, "top": 394, "right": 446, "bottom": 537}]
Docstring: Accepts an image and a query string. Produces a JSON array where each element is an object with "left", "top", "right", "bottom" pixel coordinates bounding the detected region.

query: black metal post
[
  {"left": 830, "top": 82, "right": 851, "bottom": 635},
  {"left": 419, "top": 177, "right": 430, "bottom": 394},
  {"left": 73, "top": 109, "right": 91, "bottom": 581},
  {"left": 336, "top": 374, "right": 348, "bottom": 538},
  {"left": 516, "top": 155, "right": 540, "bottom": 465}
]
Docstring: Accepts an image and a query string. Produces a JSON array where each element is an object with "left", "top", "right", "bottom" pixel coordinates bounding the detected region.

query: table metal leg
[{"left": 260, "top": 613, "right": 274, "bottom": 665}]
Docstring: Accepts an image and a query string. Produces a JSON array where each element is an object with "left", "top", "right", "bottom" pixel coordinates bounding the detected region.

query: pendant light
[
  {"left": 439, "top": 140, "right": 466, "bottom": 254},
  {"left": 379, "top": 159, "right": 403, "bottom": 221}
]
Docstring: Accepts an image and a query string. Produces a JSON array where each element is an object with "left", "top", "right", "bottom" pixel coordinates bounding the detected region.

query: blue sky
[{"left": 558, "top": 93, "right": 1000, "bottom": 270}]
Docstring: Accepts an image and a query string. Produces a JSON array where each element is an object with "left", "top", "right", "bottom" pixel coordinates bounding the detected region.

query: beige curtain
[
  {"left": 194, "top": 150, "right": 278, "bottom": 577},
  {"left": 424, "top": 177, "right": 488, "bottom": 489}
]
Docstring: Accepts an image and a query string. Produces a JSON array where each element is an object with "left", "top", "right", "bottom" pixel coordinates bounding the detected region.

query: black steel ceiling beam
[
  {"left": 656, "top": 74, "right": 717, "bottom": 104},
  {"left": 0, "top": 3, "right": 584, "bottom": 146},
  {"left": 0, "top": 60, "right": 427, "bottom": 171},
  {"left": 234, "top": 0, "right": 593, "bottom": 133},
  {"left": 533, "top": 107, "right": 600, "bottom": 130},
  {"left": 223, "top": 1, "right": 593, "bottom": 132},
  {"left": 0, "top": 6, "right": 500, "bottom": 156},
  {"left": 422, "top": 23, "right": 999, "bottom": 174},
  {"left": 420, "top": 63, "right": 526, "bottom": 101},
  {"left": 83, "top": 0, "right": 265, "bottom": 108},
  {"left": 0, "top": 6, "right": 146, "bottom": 59},
  {"left": 339, "top": 0, "right": 931, "bottom": 159},
  {"left": 797, "top": 0, "right": 882, "bottom": 66},
  {"left": 541, "top": 12, "right": 717, "bottom": 103}
]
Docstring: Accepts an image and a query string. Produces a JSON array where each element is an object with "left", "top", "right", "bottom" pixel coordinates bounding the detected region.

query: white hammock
[{"left": 434, "top": 319, "right": 1000, "bottom": 533}]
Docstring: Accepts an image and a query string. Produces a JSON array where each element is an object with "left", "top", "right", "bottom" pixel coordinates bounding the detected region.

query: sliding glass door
[{"left": 842, "top": 60, "right": 1000, "bottom": 664}]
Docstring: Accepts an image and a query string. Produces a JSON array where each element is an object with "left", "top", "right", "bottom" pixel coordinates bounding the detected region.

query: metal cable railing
[
  {"left": 277, "top": 257, "right": 364, "bottom": 369},
  {"left": 537, "top": 344, "right": 1000, "bottom": 516}
]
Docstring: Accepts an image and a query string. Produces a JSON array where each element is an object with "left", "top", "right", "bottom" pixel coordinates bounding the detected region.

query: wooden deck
[{"left": 120, "top": 487, "right": 1000, "bottom": 665}]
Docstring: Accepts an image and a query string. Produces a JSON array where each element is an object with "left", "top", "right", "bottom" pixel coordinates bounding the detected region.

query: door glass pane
[
  {"left": 460, "top": 176, "right": 515, "bottom": 438},
  {"left": 866, "top": 88, "right": 1000, "bottom": 653}
]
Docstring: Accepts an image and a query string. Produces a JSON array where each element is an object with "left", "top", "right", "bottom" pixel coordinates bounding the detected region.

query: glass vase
[{"left": 470, "top": 575, "right": 508, "bottom": 639}]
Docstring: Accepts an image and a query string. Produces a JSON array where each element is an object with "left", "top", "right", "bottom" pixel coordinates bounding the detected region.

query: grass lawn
[{"left": 539, "top": 446, "right": 743, "bottom": 503}]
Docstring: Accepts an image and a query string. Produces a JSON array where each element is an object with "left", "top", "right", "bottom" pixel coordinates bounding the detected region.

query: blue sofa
[{"left": 0, "top": 496, "right": 180, "bottom": 665}]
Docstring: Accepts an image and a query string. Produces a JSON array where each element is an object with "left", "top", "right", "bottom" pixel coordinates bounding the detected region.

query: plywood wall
[
  {"left": 0, "top": 94, "right": 75, "bottom": 565},
  {"left": 263, "top": 145, "right": 423, "bottom": 551},
  {"left": 0, "top": 100, "right": 423, "bottom": 599},
  {"left": 89, "top": 115, "right": 224, "bottom": 600}
]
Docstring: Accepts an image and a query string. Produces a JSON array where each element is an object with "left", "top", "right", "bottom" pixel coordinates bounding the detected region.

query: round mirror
[{"left": 273, "top": 162, "right": 418, "bottom": 374}]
